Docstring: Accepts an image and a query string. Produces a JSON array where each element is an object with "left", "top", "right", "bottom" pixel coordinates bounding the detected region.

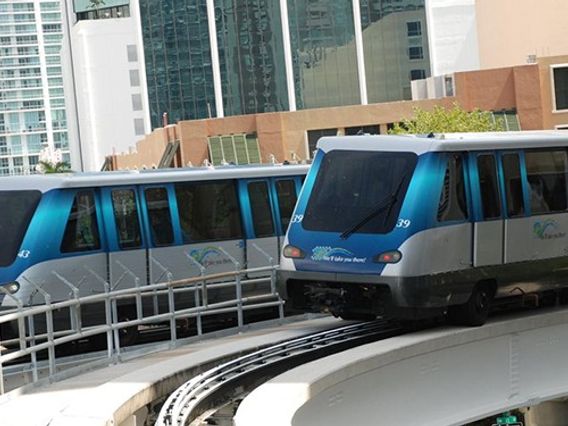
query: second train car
[
  {"left": 278, "top": 132, "right": 568, "bottom": 326},
  {"left": 0, "top": 164, "right": 307, "bottom": 315}
]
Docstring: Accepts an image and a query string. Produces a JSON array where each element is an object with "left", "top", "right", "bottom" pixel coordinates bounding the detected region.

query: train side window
[
  {"left": 525, "top": 150, "right": 568, "bottom": 214},
  {"left": 61, "top": 191, "right": 101, "bottom": 253},
  {"left": 175, "top": 180, "right": 243, "bottom": 243},
  {"left": 276, "top": 179, "right": 297, "bottom": 234},
  {"left": 248, "top": 181, "right": 275, "bottom": 237},
  {"left": 502, "top": 154, "right": 525, "bottom": 217},
  {"left": 437, "top": 154, "right": 468, "bottom": 222},
  {"left": 111, "top": 189, "right": 142, "bottom": 249},
  {"left": 145, "top": 187, "right": 174, "bottom": 246},
  {"left": 477, "top": 155, "right": 501, "bottom": 220}
]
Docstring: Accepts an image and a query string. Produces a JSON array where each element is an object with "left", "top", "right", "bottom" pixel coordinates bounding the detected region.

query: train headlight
[
  {"left": 4, "top": 281, "right": 20, "bottom": 294},
  {"left": 374, "top": 250, "right": 402, "bottom": 264},
  {"left": 283, "top": 245, "right": 305, "bottom": 259}
]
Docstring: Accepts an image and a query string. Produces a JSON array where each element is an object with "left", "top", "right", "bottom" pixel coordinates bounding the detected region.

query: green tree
[
  {"left": 389, "top": 103, "right": 505, "bottom": 134},
  {"left": 37, "top": 160, "right": 72, "bottom": 174}
]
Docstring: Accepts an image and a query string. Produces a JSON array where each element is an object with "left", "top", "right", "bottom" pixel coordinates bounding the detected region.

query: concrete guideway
[
  {"left": 235, "top": 308, "right": 568, "bottom": 426},
  {"left": 0, "top": 315, "right": 341, "bottom": 426}
]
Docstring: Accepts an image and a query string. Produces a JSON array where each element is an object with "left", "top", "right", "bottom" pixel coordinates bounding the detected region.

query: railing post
[
  {"left": 27, "top": 316, "right": 38, "bottom": 383},
  {"left": 84, "top": 266, "right": 113, "bottom": 358},
  {"left": 51, "top": 271, "right": 82, "bottom": 334},
  {"left": 218, "top": 247, "right": 242, "bottom": 328},
  {"left": 251, "top": 242, "right": 276, "bottom": 294},
  {"left": 112, "top": 299, "right": 121, "bottom": 357},
  {"left": 167, "top": 273, "right": 177, "bottom": 345},
  {"left": 184, "top": 251, "right": 207, "bottom": 335},
  {"left": 20, "top": 276, "right": 56, "bottom": 382}
]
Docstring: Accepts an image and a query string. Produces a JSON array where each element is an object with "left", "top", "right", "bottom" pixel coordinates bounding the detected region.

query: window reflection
[
  {"left": 140, "top": 0, "right": 217, "bottom": 128},
  {"left": 215, "top": 0, "right": 289, "bottom": 115},
  {"left": 359, "top": 0, "right": 430, "bottom": 103},
  {"left": 287, "top": 0, "right": 360, "bottom": 109}
]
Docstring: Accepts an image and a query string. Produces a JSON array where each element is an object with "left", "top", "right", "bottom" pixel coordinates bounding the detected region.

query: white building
[
  {"left": 424, "top": 0, "right": 480, "bottom": 76},
  {"left": 0, "top": 0, "right": 69, "bottom": 175},
  {"left": 62, "top": 0, "right": 150, "bottom": 172}
]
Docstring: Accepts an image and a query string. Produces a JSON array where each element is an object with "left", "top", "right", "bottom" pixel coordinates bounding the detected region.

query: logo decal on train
[
  {"left": 189, "top": 247, "right": 233, "bottom": 267},
  {"left": 533, "top": 219, "right": 566, "bottom": 240},
  {"left": 310, "top": 246, "right": 367, "bottom": 263}
]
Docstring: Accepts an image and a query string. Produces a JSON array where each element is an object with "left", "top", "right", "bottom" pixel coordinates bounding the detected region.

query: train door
[
  {"left": 174, "top": 179, "right": 245, "bottom": 278},
  {"left": 471, "top": 152, "right": 505, "bottom": 267},
  {"left": 101, "top": 187, "right": 148, "bottom": 289},
  {"left": 138, "top": 185, "right": 186, "bottom": 284},
  {"left": 239, "top": 179, "right": 279, "bottom": 272},
  {"left": 498, "top": 151, "right": 529, "bottom": 263}
]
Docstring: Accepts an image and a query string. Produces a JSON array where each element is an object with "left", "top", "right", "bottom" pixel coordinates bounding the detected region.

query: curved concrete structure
[
  {"left": 0, "top": 315, "right": 340, "bottom": 426},
  {"left": 235, "top": 308, "right": 568, "bottom": 426}
]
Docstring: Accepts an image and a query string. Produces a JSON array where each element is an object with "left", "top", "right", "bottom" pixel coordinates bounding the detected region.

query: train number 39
[
  {"left": 396, "top": 219, "right": 411, "bottom": 228},
  {"left": 291, "top": 214, "right": 304, "bottom": 223}
]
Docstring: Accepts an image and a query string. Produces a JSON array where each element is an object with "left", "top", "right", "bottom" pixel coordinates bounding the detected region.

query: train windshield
[
  {"left": 0, "top": 190, "right": 42, "bottom": 267},
  {"left": 303, "top": 150, "right": 417, "bottom": 235}
]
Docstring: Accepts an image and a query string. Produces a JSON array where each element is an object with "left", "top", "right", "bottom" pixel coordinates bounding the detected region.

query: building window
[
  {"left": 131, "top": 94, "right": 142, "bottom": 111},
  {"left": 410, "top": 69, "right": 426, "bottom": 80},
  {"left": 129, "top": 69, "right": 140, "bottom": 87},
  {"left": 408, "top": 47, "right": 424, "bottom": 60},
  {"left": 134, "top": 118, "right": 145, "bottom": 136},
  {"left": 345, "top": 125, "right": 380, "bottom": 135},
  {"left": 307, "top": 128, "right": 337, "bottom": 157},
  {"left": 208, "top": 134, "right": 261, "bottom": 165},
  {"left": 407, "top": 21, "right": 421, "bottom": 37},
  {"left": 127, "top": 44, "right": 138, "bottom": 62},
  {"left": 552, "top": 66, "right": 568, "bottom": 111}
]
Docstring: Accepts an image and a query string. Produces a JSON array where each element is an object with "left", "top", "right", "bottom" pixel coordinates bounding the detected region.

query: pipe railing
[{"left": 0, "top": 260, "right": 283, "bottom": 395}]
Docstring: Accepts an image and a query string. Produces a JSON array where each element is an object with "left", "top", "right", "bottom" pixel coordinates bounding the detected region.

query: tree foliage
[
  {"left": 37, "top": 160, "right": 72, "bottom": 174},
  {"left": 389, "top": 104, "right": 505, "bottom": 134}
]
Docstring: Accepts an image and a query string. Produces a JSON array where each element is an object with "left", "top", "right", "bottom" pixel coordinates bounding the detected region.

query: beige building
[{"left": 476, "top": 0, "right": 568, "bottom": 69}]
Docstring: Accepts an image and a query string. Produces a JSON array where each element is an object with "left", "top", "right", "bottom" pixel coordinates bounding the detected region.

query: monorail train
[
  {"left": 278, "top": 132, "right": 568, "bottom": 326},
  {"left": 0, "top": 164, "right": 308, "bottom": 316}
]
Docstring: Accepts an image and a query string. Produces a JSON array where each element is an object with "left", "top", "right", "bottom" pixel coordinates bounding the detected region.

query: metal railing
[{"left": 0, "top": 247, "right": 284, "bottom": 395}]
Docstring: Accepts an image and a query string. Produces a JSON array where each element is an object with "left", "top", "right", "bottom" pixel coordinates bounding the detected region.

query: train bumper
[{"left": 277, "top": 269, "right": 472, "bottom": 315}]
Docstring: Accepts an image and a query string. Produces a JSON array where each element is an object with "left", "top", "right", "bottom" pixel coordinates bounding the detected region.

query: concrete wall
[
  {"left": 476, "top": 0, "right": 568, "bottom": 69},
  {"left": 110, "top": 98, "right": 455, "bottom": 170}
]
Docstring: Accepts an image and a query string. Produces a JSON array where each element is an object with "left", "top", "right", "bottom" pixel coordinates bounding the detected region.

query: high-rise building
[
  {"left": 138, "top": 0, "right": 431, "bottom": 129},
  {"left": 61, "top": 0, "right": 151, "bottom": 171},
  {"left": 0, "top": 0, "right": 70, "bottom": 175}
]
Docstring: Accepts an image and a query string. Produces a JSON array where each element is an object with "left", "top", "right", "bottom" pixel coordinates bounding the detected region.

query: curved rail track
[{"left": 156, "top": 319, "right": 406, "bottom": 426}]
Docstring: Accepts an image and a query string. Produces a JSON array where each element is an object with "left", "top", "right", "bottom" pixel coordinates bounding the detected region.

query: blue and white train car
[
  {"left": 278, "top": 132, "right": 568, "bottom": 325},
  {"left": 0, "top": 164, "right": 307, "bottom": 313}
]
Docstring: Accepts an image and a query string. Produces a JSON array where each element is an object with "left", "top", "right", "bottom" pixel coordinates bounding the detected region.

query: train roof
[
  {"left": 0, "top": 163, "right": 310, "bottom": 193},
  {"left": 318, "top": 131, "right": 568, "bottom": 155}
]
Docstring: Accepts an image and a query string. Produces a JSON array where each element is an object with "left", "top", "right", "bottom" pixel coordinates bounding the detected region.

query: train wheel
[{"left": 447, "top": 284, "right": 493, "bottom": 327}]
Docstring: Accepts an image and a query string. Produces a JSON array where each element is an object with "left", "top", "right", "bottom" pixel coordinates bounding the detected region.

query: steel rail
[{"left": 156, "top": 320, "right": 405, "bottom": 426}]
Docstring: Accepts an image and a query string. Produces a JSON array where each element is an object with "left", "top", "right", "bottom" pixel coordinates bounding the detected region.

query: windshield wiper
[{"left": 339, "top": 174, "right": 408, "bottom": 240}]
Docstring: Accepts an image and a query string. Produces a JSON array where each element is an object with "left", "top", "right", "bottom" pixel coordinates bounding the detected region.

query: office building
[
  {"left": 0, "top": 0, "right": 69, "bottom": 175},
  {"left": 139, "top": 0, "right": 431, "bottom": 128}
]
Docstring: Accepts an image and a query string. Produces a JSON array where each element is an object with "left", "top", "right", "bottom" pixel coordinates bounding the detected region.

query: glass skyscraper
[
  {"left": 139, "top": 0, "right": 430, "bottom": 129},
  {"left": 0, "top": 0, "right": 69, "bottom": 175}
]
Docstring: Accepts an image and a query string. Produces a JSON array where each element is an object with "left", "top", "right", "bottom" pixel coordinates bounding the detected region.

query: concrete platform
[
  {"left": 0, "top": 315, "right": 344, "bottom": 426},
  {"left": 235, "top": 308, "right": 568, "bottom": 426}
]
